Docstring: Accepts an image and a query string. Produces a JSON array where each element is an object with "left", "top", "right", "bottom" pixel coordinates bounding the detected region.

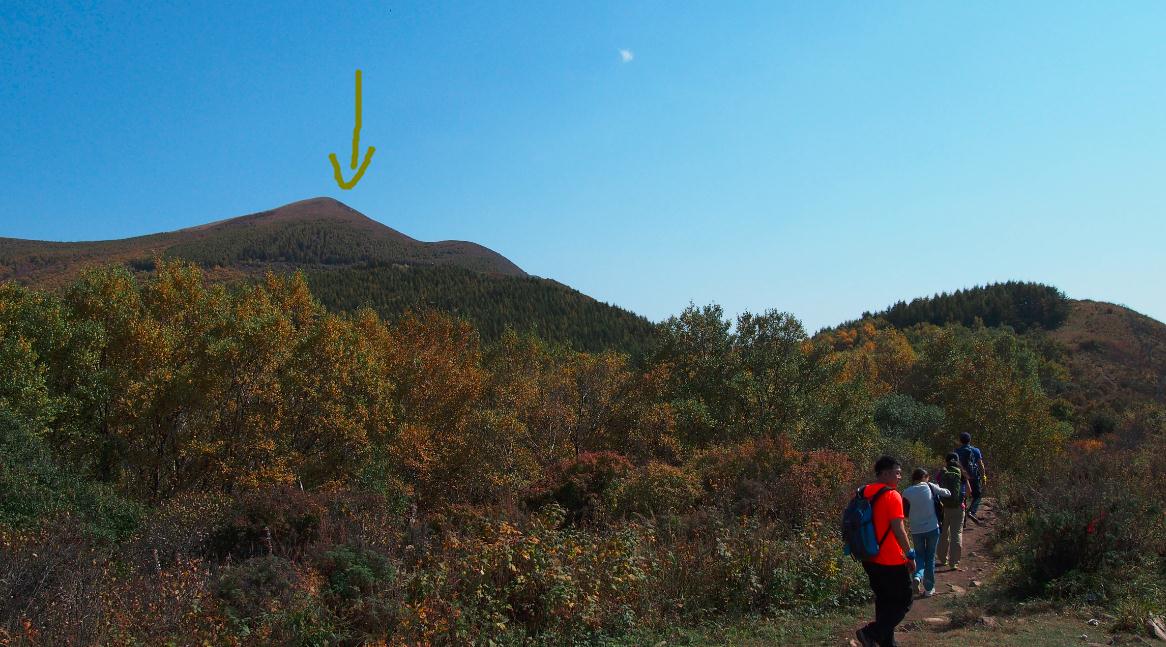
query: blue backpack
[
  {"left": 841, "top": 486, "right": 892, "bottom": 561},
  {"left": 955, "top": 445, "right": 983, "bottom": 481}
]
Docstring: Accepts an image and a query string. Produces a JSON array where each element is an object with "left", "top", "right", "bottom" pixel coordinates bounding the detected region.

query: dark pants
[
  {"left": 861, "top": 561, "right": 913, "bottom": 647},
  {"left": 969, "top": 477, "right": 983, "bottom": 515}
]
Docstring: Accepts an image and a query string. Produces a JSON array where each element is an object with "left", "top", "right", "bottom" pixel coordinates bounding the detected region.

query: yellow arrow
[{"left": 329, "top": 69, "right": 376, "bottom": 190}]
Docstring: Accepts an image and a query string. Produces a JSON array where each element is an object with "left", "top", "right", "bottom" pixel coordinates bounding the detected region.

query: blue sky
[{"left": 2, "top": 2, "right": 1164, "bottom": 330}]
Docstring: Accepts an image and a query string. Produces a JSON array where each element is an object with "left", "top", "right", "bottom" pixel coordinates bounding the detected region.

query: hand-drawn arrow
[{"left": 329, "top": 69, "right": 376, "bottom": 190}]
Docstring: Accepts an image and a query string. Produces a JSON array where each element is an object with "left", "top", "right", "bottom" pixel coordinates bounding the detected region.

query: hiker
[
  {"left": 954, "top": 432, "right": 987, "bottom": 522},
  {"left": 853, "top": 456, "right": 916, "bottom": 647},
  {"left": 936, "top": 452, "right": 970, "bottom": 569},
  {"left": 902, "top": 467, "right": 950, "bottom": 597}
]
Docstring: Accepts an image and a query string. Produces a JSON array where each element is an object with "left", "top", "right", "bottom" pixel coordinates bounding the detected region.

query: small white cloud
[{"left": 619, "top": 48, "right": 634, "bottom": 63}]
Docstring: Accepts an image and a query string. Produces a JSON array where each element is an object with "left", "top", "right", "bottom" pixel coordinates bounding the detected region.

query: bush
[
  {"left": 688, "top": 436, "right": 800, "bottom": 513},
  {"left": 206, "top": 487, "right": 324, "bottom": 561},
  {"left": 527, "top": 451, "right": 634, "bottom": 525},
  {"left": 397, "top": 506, "right": 654, "bottom": 644},
  {"left": 316, "top": 544, "right": 399, "bottom": 637},
  {"left": 213, "top": 555, "right": 301, "bottom": 620},
  {"left": 319, "top": 544, "right": 395, "bottom": 601},
  {"left": 999, "top": 432, "right": 1166, "bottom": 613},
  {"left": 686, "top": 437, "right": 855, "bottom": 530},
  {"left": 611, "top": 462, "right": 703, "bottom": 520},
  {"left": 872, "top": 393, "right": 944, "bottom": 444},
  {"left": 0, "top": 410, "right": 143, "bottom": 542},
  {"left": 1088, "top": 409, "right": 1118, "bottom": 436},
  {"left": 645, "top": 517, "right": 869, "bottom": 618}
]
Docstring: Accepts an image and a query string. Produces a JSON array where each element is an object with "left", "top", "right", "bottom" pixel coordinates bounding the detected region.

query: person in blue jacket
[{"left": 953, "top": 432, "right": 987, "bottom": 522}]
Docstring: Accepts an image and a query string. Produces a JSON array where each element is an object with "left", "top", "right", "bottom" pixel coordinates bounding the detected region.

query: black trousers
[
  {"left": 968, "top": 477, "right": 984, "bottom": 515},
  {"left": 861, "top": 561, "right": 913, "bottom": 647}
]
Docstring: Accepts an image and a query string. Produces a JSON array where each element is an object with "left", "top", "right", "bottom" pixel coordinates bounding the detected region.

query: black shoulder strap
[
  {"left": 867, "top": 486, "right": 894, "bottom": 546},
  {"left": 867, "top": 485, "right": 891, "bottom": 505}
]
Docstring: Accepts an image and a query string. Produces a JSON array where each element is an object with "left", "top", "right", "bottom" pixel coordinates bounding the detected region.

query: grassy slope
[
  {"left": 0, "top": 197, "right": 525, "bottom": 285},
  {"left": 1049, "top": 299, "right": 1166, "bottom": 416}
]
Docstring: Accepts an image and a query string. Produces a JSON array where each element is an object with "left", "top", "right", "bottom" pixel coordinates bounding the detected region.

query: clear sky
[{"left": 2, "top": 2, "right": 1164, "bottom": 330}]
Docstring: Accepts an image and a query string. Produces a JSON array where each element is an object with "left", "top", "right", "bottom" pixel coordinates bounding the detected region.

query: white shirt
[{"left": 902, "top": 482, "right": 952, "bottom": 535}]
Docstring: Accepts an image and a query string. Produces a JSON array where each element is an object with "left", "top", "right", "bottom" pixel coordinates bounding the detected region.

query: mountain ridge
[
  {"left": 0, "top": 197, "right": 526, "bottom": 284},
  {"left": 0, "top": 197, "right": 658, "bottom": 354}
]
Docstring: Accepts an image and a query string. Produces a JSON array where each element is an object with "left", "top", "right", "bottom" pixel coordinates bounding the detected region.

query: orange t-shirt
[{"left": 863, "top": 483, "right": 907, "bottom": 566}]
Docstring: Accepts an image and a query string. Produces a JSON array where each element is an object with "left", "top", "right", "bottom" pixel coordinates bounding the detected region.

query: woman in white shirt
[{"left": 902, "top": 467, "right": 951, "bottom": 597}]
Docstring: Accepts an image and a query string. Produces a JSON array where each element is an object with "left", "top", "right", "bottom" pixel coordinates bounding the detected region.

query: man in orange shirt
[{"left": 855, "top": 455, "right": 916, "bottom": 647}]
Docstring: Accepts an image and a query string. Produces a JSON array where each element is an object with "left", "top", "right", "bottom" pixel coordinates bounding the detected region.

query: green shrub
[
  {"left": 0, "top": 409, "right": 143, "bottom": 541},
  {"left": 213, "top": 555, "right": 300, "bottom": 620},
  {"left": 313, "top": 544, "right": 400, "bottom": 639},
  {"left": 872, "top": 393, "right": 944, "bottom": 444},
  {"left": 320, "top": 544, "right": 395, "bottom": 601},
  {"left": 1088, "top": 409, "right": 1118, "bottom": 436}
]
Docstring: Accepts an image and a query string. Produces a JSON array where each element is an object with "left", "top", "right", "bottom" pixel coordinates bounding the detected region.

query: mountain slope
[
  {"left": 307, "top": 263, "right": 657, "bottom": 355},
  {"left": 839, "top": 284, "right": 1166, "bottom": 430},
  {"left": 1048, "top": 299, "right": 1166, "bottom": 415},
  {"left": 0, "top": 197, "right": 525, "bottom": 285},
  {"left": 0, "top": 197, "right": 657, "bottom": 354}
]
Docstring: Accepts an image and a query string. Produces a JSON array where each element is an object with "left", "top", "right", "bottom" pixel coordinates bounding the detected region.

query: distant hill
[
  {"left": 1049, "top": 299, "right": 1166, "bottom": 417},
  {"left": 0, "top": 197, "right": 525, "bottom": 285},
  {"left": 841, "top": 282, "right": 1166, "bottom": 433},
  {"left": 852, "top": 281, "right": 1071, "bottom": 333},
  {"left": 0, "top": 198, "right": 657, "bottom": 354}
]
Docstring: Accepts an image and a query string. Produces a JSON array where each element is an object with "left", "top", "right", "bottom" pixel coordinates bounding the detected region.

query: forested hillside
[
  {"left": 306, "top": 263, "right": 657, "bottom": 355},
  {"left": 0, "top": 197, "right": 658, "bottom": 354},
  {"left": 852, "top": 281, "right": 1071, "bottom": 332},
  {"left": 4, "top": 261, "right": 1105, "bottom": 644},
  {"left": 839, "top": 281, "right": 1166, "bottom": 438}
]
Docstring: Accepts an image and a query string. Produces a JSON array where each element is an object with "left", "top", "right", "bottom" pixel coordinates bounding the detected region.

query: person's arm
[{"left": 891, "top": 517, "right": 916, "bottom": 571}]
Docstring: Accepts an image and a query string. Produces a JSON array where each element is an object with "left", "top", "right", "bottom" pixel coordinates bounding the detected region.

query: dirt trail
[{"left": 845, "top": 500, "right": 999, "bottom": 646}]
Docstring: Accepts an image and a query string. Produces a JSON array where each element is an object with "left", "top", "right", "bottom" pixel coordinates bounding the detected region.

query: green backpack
[{"left": 940, "top": 467, "right": 964, "bottom": 508}]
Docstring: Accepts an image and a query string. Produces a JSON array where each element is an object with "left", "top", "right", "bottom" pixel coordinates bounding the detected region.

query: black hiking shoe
[
  {"left": 855, "top": 628, "right": 877, "bottom": 647},
  {"left": 967, "top": 511, "right": 983, "bottom": 525}
]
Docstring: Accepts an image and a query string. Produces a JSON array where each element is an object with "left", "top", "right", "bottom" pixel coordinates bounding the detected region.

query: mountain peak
[
  {"left": 184, "top": 196, "right": 385, "bottom": 233},
  {"left": 1, "top": 197, "right": 527, "bottom": 284}
]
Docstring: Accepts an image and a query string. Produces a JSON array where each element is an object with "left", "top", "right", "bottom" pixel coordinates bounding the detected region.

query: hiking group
[{"left": 844, "top": 432, "right": 988, "bottom": 647}]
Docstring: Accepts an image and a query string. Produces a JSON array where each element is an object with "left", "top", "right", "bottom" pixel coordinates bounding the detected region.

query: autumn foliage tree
[
  {"left": 0, "top": 265, "right": 1079, "bottom": 645},
  {"left": 907, "top": 325, "right": 1071, "bottom": 471}
]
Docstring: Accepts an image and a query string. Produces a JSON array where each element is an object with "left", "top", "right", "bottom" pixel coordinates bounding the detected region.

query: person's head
[
  {"left": 911, "top": 467, "right": 928, "bottom": 483},
  {"left": 959, "top": 432, "right": 972, "bottom": 445},
  {"left": 946, "top": 452, "right": 960, "bottom": 467},
  {"left": 873, "top": 455, "right": 902, "bottom": 485}
]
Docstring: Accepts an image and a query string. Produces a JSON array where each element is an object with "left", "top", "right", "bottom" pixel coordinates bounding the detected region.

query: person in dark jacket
[{"left": 953, "top": 432, "right": 987, "bottom": 522}]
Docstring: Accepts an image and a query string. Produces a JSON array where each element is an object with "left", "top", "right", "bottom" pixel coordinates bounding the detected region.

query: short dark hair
[
  {"left": 912, "top": 468, "right": 928, "bottom": 482},
  {"left": 874, "top": 455, "right": 901, "bottom": 475},
  {"left": 959, "top": 432, "right": 972, "bottom": 444},
  {"left": 946, "top": 452, "right": 960, "bottom": 465}
]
